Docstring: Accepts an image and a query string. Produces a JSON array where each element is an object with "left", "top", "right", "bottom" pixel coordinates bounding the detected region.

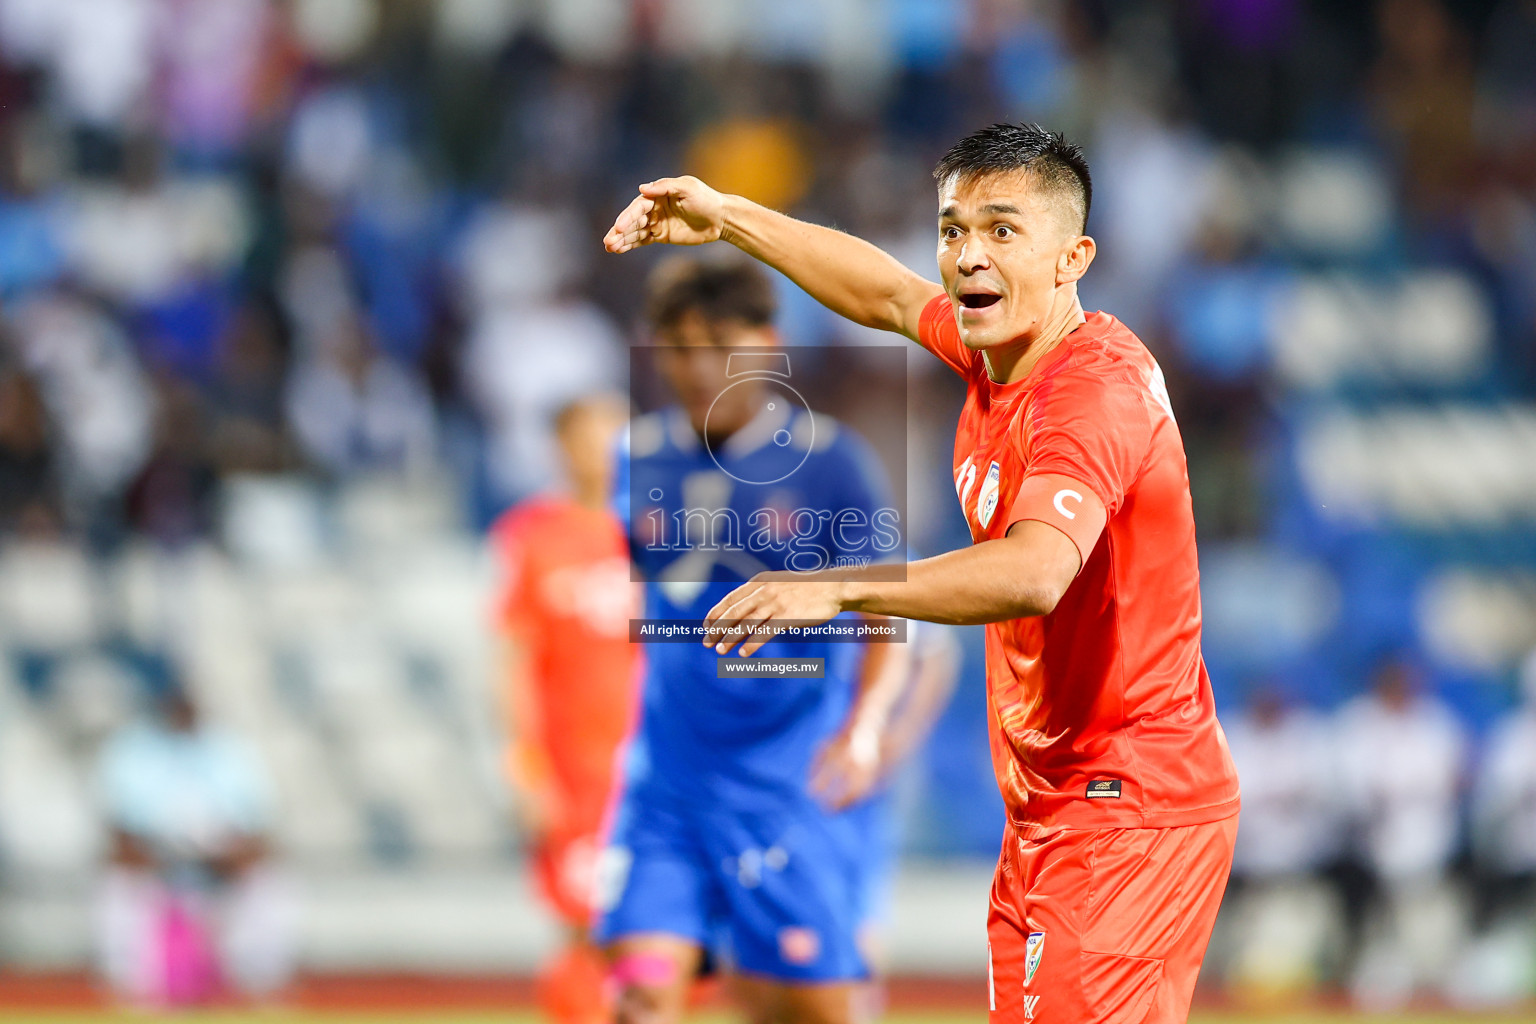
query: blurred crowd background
[{"left": 1, "top": 0, "right": 1535, "bottom": 1012}]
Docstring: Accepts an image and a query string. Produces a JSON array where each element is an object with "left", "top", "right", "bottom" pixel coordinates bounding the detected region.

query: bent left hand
[
  {"left": 810, "top": 725, "right": 884, "bottom": 810},
  {"left": 702, "top": 572, "right": 849, "bottom": 657}
]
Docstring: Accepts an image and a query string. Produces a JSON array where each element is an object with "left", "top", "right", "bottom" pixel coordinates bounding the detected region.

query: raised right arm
[{"left": 603, "top": 176, "right": 943, "bottom": 343}]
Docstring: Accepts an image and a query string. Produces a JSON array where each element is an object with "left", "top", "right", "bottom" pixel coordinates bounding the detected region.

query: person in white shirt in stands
[
  {"left": 1334, "top": 654, "right": 1468, "bottom": 1007},
  {"left": 1219, "top": 686, "right": 1340, "bottom": 996},
  {"left": 1471, "top": 648, "right": 1536, "bottom": 929},
  {"left": 96, "top": 673, "right": 294, "bottom": 1008}
]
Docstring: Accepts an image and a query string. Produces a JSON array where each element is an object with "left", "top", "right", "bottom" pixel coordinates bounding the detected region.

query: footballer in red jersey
[
  {"left": 603, "top": 121, "right": 1240, "bottom": 1024},
  {"left": 492, "top": 394, "right": 640, "bottom": 1024}
]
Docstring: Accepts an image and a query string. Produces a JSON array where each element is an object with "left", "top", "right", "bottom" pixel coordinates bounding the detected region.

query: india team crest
[
  {"left": 1024, "top": 932, "right": 1045, "bottom": 986},
  {"left": 976, "top": 461, "right": 1002, "bottom": 529}
]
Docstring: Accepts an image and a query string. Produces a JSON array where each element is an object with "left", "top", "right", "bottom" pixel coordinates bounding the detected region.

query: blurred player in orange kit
[
  {"left": 491, "top": 394, "right": 640, "bottom": 1024},
  {"left": 605, "top": 122, "right": 1241, "bottom": 1024}
]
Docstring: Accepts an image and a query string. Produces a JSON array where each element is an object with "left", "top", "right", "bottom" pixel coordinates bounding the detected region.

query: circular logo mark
[{"left": 703, "top": 378, "right": 815, "bottom": 485}]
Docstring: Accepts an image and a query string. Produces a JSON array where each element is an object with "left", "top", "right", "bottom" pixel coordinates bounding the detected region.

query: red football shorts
[
  {"left": 535, "top": 828, "right": 602, "bottom": 927},
  {"left": 987, "top": 816, "right": 1237, "bottom": 1024}
]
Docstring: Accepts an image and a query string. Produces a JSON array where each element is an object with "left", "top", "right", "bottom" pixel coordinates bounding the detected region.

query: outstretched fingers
[
  {"left": 702, "top": 584, "right": 773, "bottom": 656},
  {"left": 603, "top": 193, "right": 656, "bottom": 253},
  {"left": 736, "top": 625, "right": 776, "bottom": 658},
  {"left": 702, "top": 597, "right": 751, "bottom": 656}
]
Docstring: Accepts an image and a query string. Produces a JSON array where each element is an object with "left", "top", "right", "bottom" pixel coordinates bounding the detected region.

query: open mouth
[{"left": 959, "top": 293, "right": 1002, "bottom": 310}]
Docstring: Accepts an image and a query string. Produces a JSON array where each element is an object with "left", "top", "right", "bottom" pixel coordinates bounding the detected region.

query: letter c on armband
[{"left": 1052, "top": 489, "right": 1083, "bottom": 520}]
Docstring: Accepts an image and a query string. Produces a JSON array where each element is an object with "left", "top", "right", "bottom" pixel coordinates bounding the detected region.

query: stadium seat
[
  {"left": 1274, "top": 149, "right": 1392, "bottom": 256},
  {"left": 0, "top": 709, "right": 103, "bottom": 875},
  {"left": 0, "top": 542, "right": 99, "bottom": 652}
]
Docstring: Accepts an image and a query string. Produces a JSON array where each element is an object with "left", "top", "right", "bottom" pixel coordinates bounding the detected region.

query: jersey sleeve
[
  {"left": 1005, "top": 371, "right": 1151, "bottom": 566},
  {"left": 917, "top": 294, "right": 977, "bottom": 378}
]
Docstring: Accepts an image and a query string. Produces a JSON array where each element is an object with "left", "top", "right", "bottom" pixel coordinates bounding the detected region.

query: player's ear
[{"left": 1056, "top": 234, "right": 1095, "bottom": 285}]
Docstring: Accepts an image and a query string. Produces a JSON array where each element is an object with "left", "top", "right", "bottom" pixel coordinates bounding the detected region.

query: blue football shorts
[{"left": 594, "top": 782, "right": 872, "bottom": 983}]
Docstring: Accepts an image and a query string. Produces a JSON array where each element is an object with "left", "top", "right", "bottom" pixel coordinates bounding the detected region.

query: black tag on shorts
[{"left": 1085, "top": 779, "right": 1122, "bottom": 798}]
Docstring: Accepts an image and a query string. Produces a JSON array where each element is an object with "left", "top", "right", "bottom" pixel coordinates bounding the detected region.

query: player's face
[
  {"left": 655, "top": 312, "right": 776, "bottom": 435},
  {"left": 935, "top": 170, "right": 1086, "bottom": 353}
]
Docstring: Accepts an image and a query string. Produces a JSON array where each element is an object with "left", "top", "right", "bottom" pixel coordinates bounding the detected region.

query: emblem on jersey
[
  {"left": 1023, "top": 994, "right": 1041, "bottom": 1020},
  {"left": 1086, "top": 779, "right": 1123, "bottom": 798},
  {"left": 778, "top": 927, "right": 821, "bottom": 965},
  {"left": 976, "top": 461, "right": 1002, "bottom": 529},
  {"left": 1024, "top": 932, "right": 1045, "bottom": 986}
]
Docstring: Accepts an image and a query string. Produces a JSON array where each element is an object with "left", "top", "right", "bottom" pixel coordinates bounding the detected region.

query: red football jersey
[
  {"left": 493, "top": 497, "right": 640, "bottom": 822},
  {"left": 919, "top": 295, "right": 1240, "bottom": 837}
]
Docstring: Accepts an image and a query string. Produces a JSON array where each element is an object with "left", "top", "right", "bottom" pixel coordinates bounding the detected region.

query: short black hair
[
  {"left": 933, "top": 122, "right": 1092, "bottom": 233},
  {"left": 645, "top": 255, "right": 777, "bottom": 331}
]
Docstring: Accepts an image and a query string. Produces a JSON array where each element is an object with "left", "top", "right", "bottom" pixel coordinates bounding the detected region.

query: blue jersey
[{"left": 618, "top": 402, "right": 897, "bottom": 805}]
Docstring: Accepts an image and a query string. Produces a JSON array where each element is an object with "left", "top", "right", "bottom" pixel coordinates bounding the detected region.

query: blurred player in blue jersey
[{"left": 597, "top": 256, "right": 910, "bottom": 1024}]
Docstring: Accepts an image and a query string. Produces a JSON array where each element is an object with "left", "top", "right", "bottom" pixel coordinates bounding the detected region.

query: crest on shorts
[
  {"left": 976, "top": 461, "right": 1002, "bottom": 529},
  {"left": 1024, "top": 931, "right": 1045, "bottom": 986},
  {"left": 778, "top": 926, "right": 820, "bottom": 965}
]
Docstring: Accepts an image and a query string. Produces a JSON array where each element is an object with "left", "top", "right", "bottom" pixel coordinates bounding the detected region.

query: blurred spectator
[
  {"left": 96, "top": 676, "right": 293, "bottom": 1006},
  {"left": 454, "top": 200, "right": 623, "bottom": 503},
  {"left": 0, "top": 114, "right": 66, "bottom": 297},
  {"left": 124, "top": 374, "right": 217, "bottom": 546},
  {"left": 57, "top": 134, "right": 247, "bottom": 312},
  {"left": 1471, "top": 648, "right": 1536, "bottom": 927},
  {"left": 1455, "top": 646, "right": 1536, "bottom": 1006},
  {"left": 1335, "top": 655, "right": 1468, "bottom": 1006},
  {"left": 5, "top": 288, "right": 153, "bottom": 522},
  {"left": 205, "top": 300, "right": 296, "bottom": 475},
  {"left": 1369, "top": 0, "right": 1478, "bottom": 220},
  {"left": 1228, "top": 690, "right": 1340, "bottom": 877},
  {"left": 0, "top": 357, "right": 63, "bottom": 536},
  {"left": 1338, "top": 657, "right": 1466, "bottom": 882},
  {"left": 0, "top": 0, "right": 157, "bottom": 128},
  {"left": 1219, "top": 688, "right": 1341, "bottom": 997},
  {"left": 285, "top": 310, "right": 438, "bottom": 479},
  {"left": 1476, "top": 0, "right": 1536, "bottom": 178},
  {"left": 1087, "top": 104, "right": 1218, "bottom": 330},
  {"left": 157, "top": 0, "right": 273, "bottom": 155}
]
